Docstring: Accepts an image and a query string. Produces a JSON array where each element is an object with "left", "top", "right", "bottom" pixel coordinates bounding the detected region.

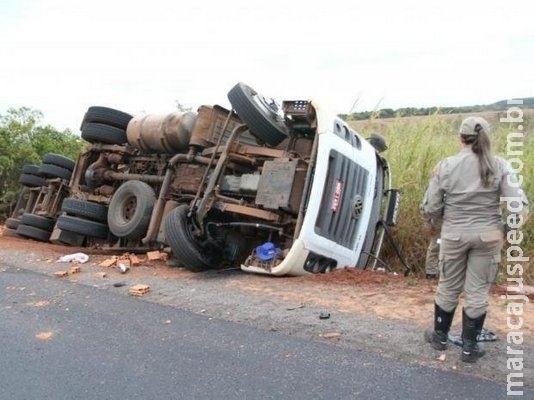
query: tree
[
  {"left": 0, "top": 107, "right": 85, "bottom": 218},
  {"left": 30, "top": 125, "right": 85, "bottom": 159}
]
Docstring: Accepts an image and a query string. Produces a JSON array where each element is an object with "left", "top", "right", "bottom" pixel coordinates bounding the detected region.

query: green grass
[{"left": 350, "top": 109, "right": 533, "bottom": 283}]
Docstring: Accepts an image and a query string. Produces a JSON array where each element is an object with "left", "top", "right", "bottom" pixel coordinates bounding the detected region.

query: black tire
[
  {"left": 57, "top": 230, "right": 86, "bottom": 246},
  {"left": 16, "top": 224, "right": 51, "bottom": 242},
  {"left": 20, "top": 213, "right": 55, "bottom": 231},
  {"left": 81, "top": 122, "right": 128, "bottom": 145},
  {"left": 42, "top": 154, "right": 75, "bottom": 171},
  {"left": 37, "top": 164, "right": 72, "bottom": 181},
  {"left": 107, "top": 180, "right": 156, "bottom": 239},
  {"left": 227, "top": 82, "right": 288, "bottom": 146},
  {"left": 61, "top": 198, "right": 108, "bottom": 223},
  {"left": 5, "top": 217, "right": 20, "bottom": 230},
  {"left": 56, "top": 215, "right": 109, "bottom": 239},
  {"left": 22, "top": 164, "right": 41, "bottom": 176},
  {"left": 81, "top": 106, "right": 133, "bottom": 131},
  {"left": 164, "top": 205, "right": 212, "bottom": 272},
  {"left": 18, "top": 173, "right": 47, "bottom": 187}
]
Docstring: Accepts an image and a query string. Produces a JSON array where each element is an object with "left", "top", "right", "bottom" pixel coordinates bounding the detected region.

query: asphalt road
[{"left": 0, "top": 266, "right": 525, "bottom": 400}]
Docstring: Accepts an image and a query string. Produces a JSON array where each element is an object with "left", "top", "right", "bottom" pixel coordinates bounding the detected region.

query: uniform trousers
[{"left": 436, "top": 227, "right": 503, "bottom": 318}]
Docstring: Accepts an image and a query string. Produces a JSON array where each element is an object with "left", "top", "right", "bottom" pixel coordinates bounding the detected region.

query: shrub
[{"left": 350, "top": 110, "right": 533, "bottom": 283}]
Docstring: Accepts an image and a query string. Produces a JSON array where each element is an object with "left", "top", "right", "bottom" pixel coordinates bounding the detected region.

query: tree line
[
  {"left": 340, "top": 96, "right": 534, "bottom": 121},
  {"left": 0, "top": 107, "right": 85, "bottom": 218}
]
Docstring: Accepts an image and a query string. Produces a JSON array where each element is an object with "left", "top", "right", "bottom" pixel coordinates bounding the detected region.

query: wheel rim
[
  {"left": 121, "top": 196, "right": 137, "bottom": 223},
  {"left": 252, "top": 93, "right": 284, "bottom": 123}
]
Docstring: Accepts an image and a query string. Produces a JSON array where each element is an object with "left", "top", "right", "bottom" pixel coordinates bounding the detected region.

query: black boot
[
  {"left": 461, "top": 310, "right": 486, "bottom": 363},
  {"left": 424, "top": 303, "right": 455, "bottom": 350}
]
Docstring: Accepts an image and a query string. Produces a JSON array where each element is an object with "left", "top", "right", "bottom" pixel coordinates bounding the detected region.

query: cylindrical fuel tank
[{"left": 126, "top": 112, "right": 197, "bottom": 153}]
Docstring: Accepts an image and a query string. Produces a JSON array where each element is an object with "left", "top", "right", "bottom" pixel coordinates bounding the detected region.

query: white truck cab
[{"left": 243, "top": 108, "right": 383, "bottom": 275}]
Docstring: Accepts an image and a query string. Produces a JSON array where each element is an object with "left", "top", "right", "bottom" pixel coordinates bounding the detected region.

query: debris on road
[
  {"left": 146, "top": 251, "right": 168, "bottom": 261},
  {"left": 30, "top": 300, "right": 50, "bottom": 308},
  {"left": 35, "top": 331, "right": 54, "bottom": 341},
  {"left": 57, "top": 252, "right": 89, "bottom": 264},
  {"left": 129, "top": 284, "right": 150, "bottom": 296},
  {"left": 448, "top": 328, "right": 498, "bottom": 346},
  {"left": 117, "top": 263, "right": 130, "bottom": 274},
  {"left": 69, "top": 265, "right": 81, "bottom": 274},
  {"left": 120, "top": 253, "right": 141, "bottom": 266},
  {"left": 286, "top": 304, "right": 305, "bottom": 311},
  {"left": 320, "top": 332, "right": 341, "bottom": 339},
  {"left": 117, "top": 253, "right": 133, "bottom": 267},
  {"left": 54, "top": 271, "right": 69, "bottom": 278},
  {"left": 99, "top": 257, "right": 118, "bottom": 268},
  {"left": 94, "top": 271, "right": 107, "bottom": 279},
  {"left": 100, "top": 254, "right": 141, "bottom": 271},
  {"left": 319, "top": 311, "right": 331, "bottom": 320}
]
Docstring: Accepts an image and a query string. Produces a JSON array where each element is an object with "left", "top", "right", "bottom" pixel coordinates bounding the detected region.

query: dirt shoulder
[{"left": 1, "top": 228, "right": 532, "bottom": 387}]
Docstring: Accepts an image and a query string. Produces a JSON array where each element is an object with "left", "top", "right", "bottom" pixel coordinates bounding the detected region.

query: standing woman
[{"left": 422, "top": 116, "right": 529, "bottom": 363}]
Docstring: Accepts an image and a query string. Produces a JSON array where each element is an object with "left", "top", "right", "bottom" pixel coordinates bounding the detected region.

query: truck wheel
[
  {"left": 16, "top": 224, "right": 51, "bottom": 242},
  {"left": 57, "top": 230, "right": 86, "bottom": 246},
  {"left": 22, "top": 164, "right": 41, "bottom": 176},
  {"left": 227, "top": 82, "right": 288, "bottom": 146},
  {"left": 81, "top": 106, "right": 133, "bottom": 131},
  {"left": 5, "top": 217, "right": 20, "bottom": 230},
  {"left": 164, "top": 205, "right": 212, "bottom": 272},
  {"left": 61, "top": 198, "right": 108, "bottom": 223},
  {"left": 18, "top": 173, "right": 47, "bottom": 188},
  {"left": 81, "top": 122, "right": 128, "bottom": 145},
  {"left": 107, "top": 180, "right": 156, "bottom": 239},
  {"left": 42, "top": 154, "right": 75, "bottom": 171},
  {"left": 56, "top": 215, "right": 109, "bottom": 239},
  {"left": 37, "top": 164, "right": 73, "bottom": 181},
  {"left": 20, "top": 213, "right": 55, "bottom": 232}
]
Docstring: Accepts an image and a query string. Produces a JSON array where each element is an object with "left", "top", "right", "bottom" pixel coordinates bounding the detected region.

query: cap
[{"left": 458, "top": 116, "right": 490, "bottom": 136}]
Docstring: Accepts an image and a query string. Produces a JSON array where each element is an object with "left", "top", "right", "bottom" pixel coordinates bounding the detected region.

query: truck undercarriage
[{"left": 4, "top": 83, "right": 399, "bottom": 276}]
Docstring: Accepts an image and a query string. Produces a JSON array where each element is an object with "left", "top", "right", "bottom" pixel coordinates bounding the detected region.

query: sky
[{"left": 1, "top": 0, "right": 533, "bottom": 133}]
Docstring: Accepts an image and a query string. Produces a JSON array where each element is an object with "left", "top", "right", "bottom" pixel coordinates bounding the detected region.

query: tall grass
[{"left": 350, "top": 110, "right": 533, "bottom": 283}]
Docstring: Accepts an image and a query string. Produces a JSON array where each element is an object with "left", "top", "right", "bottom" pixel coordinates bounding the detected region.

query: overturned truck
[{"left": 9, "top": 83, "right": 400, "bottom": 276}]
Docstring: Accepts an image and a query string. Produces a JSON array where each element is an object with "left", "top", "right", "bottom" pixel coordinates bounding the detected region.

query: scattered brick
[
  {"left": 99, "top": 257, "right": 118, "bottom": 268},
  {"left": 69, "top": 265, "right": 81, "bottom": 274},
  {"left": 146, "top": 251, "right": 161, "bottom": 261},
  {"left": 129, "top": 254, "right": 141, "bottom": 266},
  {"left": 129, "top": 284, "right": 150, "bottom": 296},
  {"left": 117, "top": 253, "right": 133, "bottom": 268}
]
